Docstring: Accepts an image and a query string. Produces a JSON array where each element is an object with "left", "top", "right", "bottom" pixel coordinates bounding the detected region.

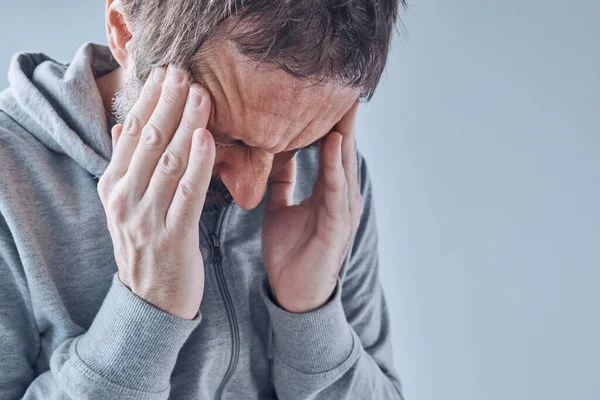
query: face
[{"left": 114, "top": 40, "right": 360, "bottom": 211}]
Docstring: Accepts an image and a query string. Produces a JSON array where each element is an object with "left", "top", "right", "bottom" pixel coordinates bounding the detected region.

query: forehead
[{"left": 192, "top": 41, "right": 358, "bottom": 152}]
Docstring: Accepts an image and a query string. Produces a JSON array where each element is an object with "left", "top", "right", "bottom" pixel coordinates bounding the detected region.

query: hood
[{"left": 0, "top": 42, "right": 120, "bottom": 178}]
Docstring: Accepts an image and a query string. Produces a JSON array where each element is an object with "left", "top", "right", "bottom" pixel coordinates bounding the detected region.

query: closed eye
[
  {"left": 215, "top": 138, "right": 322, "bottom": 152},
  {"left": 214, "top": 141, "right": 237, "bottom": 148}
]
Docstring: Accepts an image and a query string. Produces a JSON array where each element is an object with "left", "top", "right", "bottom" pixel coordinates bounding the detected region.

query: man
[{"left": 0, "top": 0, "right": 404, "bottom": 399}]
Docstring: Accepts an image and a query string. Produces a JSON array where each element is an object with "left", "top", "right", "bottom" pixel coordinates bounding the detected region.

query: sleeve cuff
[
  {"left": 260, "top": 278, "right": 356, "bottom": 374},
  {"left": 75, "top": 273, "right": 201, "bottom": 393}
]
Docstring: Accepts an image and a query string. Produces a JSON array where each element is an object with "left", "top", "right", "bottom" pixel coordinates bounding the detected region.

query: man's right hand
[{"left": 97, "top": 65, "right": 215, "bottom": 320}]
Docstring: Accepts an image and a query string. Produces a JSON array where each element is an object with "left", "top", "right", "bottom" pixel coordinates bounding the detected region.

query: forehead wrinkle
[
  {"left": 194, "top": 66, "right": 237, "bottom": 141},
  {"left": 238, "top": 82, "right": 296, "bottom": 141},
  {"left": 285, "top": 95, "right": 350, "bottom": 152},
  {"left": 244, "top": 108, "right": 290, "bottom": 151},
  {"left": 196, "top": 40, "right": 359, "bottom": 154},
  {"left": 200, "top": 43, "right": 254, "bottom": 141},
  {"left": 284, "top": 118, "right": 317, "bottom": 152},
  {"left": 248, "top": 85, "right": 342, "bottom": 153},
  {"left": 257, "top": 86, "right": 318, "bottom": 152}
]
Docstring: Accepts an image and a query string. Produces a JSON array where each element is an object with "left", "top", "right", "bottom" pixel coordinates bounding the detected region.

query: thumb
[
  {"left": 334, "top": 100, "right": 360, "bottom": 136},
  {"left": 266, "top": 156, "right": 297, "bottom": 212}
]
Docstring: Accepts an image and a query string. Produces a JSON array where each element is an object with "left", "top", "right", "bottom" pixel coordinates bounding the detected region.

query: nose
[{"left": 217, "top": 148, "right": 274, "bottom": 210}]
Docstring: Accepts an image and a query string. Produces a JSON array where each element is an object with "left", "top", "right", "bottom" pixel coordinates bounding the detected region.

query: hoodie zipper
[
  {"left": 200, "top": 206, "right": 240, "bottom": 400},
  {"left": 267, "top": 322, "right": 274, "bottom": 381}
]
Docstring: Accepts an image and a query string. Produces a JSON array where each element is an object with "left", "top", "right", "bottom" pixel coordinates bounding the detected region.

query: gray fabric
[{"left": 0, "top": 42, "right": 403, "bottom": 400}]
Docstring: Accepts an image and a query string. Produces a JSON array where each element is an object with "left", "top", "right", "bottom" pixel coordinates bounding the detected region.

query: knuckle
[
  {"left": 106, "top": 190, "right": 129, "bottom": 222},
  {"left": 177, "top": 177, "right": 202, "bottom": 202},
  {"left": 325, "top": 181, "right": 342, "bottom": 192},
  {"left": 123, "top": 114, "right": 141, "bottom": 137},
  {"left": 140, "top": 123, "right": 163, "bottom": 148},
  {"left": 328, "top": 178, "right": 346, "bottom": 194},
  {"left": 98, "top": 171, "right": 120, "bottom": 202},
  {"left": 97, "top": 174, "right": 110, "bottom": 199},
  {"left": 159, "top": 148, "right": 185, "bottom": 175}
]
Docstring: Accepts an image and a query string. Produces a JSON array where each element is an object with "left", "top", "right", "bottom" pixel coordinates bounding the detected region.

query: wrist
[
  {"left": 273, "top": 286, "right": 336, "bottom": 313},
  {"left": 261, "top": 278, "right": 357, "bottom": 374}
]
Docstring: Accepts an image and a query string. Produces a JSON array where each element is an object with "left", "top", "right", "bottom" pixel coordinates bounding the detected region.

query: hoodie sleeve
[
  {"left": 261, "top": 153, "right": 404, "bottom": 400},
  {"left": 0, "top": 213, "right": 201, "bottom": 400}
]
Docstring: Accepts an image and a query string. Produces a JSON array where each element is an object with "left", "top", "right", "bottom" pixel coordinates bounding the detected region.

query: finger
[
  {"left": 334, "top": 100, "right": 360, "bottom": 137},
  {"left": 109, "top": 67, "right": 166, "bottom": 177},
  {"left": 111, "top": 123, "right": 123, "bottom": 154},
  {"left": 266, "top": 156, "right": 297, "bottom": 212},
  {"left": 341, "top": 127, "right": 361, "bottom": 230},
  {"left": 166, "top": 128, "right": 216, "bottom": 233},
  {"left": 321, "top": 132, "right": 349, "bottom": 225},
  {"left": 337, "top": 100, "right": 362, "bottom": 230},
  {"left": 126, "top": 66, "right": 191, "bottom": 198},
  {"left": 144, "top": 83, "right": 212, "bottom": 213}
]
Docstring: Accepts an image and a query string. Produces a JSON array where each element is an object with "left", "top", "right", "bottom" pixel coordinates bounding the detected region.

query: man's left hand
[{"left": 262, "top": 101, "right": 363, "bottom": 313}]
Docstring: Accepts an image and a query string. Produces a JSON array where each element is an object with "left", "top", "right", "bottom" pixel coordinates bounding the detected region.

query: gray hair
[{"left": 113, "top": 0, "right": 404, "bottom": 123}]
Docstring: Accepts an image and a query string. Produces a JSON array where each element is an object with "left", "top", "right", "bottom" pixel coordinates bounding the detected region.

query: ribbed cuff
[
  {"left": 76, "top": 273, "right": 201, "bottom": 393},
  {"left": 261, "top": 278, "right": 355, "bottom": 374}
]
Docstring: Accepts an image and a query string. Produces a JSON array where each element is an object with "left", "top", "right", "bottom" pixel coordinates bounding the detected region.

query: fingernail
[
  {"left": 168, "top": 65, "right": 184, "bottom": 85},
  {"left": 153, "top": 67, "right": 166, "bottom": 84},
  {"left": 189, "top": 87, "right": 203, "bottom": 109}
]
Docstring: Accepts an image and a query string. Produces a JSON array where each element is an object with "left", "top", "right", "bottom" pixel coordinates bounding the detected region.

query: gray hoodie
[{"left": 0, "top": 42, "right": 402, "bottom": 400}]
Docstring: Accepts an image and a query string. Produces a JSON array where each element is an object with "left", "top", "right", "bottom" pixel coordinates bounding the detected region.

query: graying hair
[{"left": 118, "top": 0, "right": 404, "bottom": 99}]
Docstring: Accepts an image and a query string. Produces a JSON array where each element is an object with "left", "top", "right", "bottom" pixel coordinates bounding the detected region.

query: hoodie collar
[{"left": 0, "top": 42, "right": 119, "bottom": 178}]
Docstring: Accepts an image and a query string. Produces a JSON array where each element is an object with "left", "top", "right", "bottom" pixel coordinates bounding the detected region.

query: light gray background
[{"left": 1, "top": 2, "right": 598, "bottom": 400}]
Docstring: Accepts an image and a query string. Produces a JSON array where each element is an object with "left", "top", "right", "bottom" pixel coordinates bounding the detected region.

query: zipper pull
[{"left": 210, "top": 234, "right": 223, "bottom": 264}]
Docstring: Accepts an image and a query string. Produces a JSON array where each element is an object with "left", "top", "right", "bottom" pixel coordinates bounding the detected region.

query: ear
[{"left": 105, "top": 0, "right": 133, "bottom": 69}]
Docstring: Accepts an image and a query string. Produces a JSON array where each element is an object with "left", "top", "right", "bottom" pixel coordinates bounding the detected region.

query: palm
[
  {"left": 261, "top": 101, "right": 361, "bottom": 313},
  {"left": 263, "top": 197, "right": 339, "bottom": 307}
]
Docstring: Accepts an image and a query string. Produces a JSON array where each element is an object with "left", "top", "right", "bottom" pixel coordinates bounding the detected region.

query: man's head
[{"left": 105, "top": 0, "right": 402, "bottom": 210}]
